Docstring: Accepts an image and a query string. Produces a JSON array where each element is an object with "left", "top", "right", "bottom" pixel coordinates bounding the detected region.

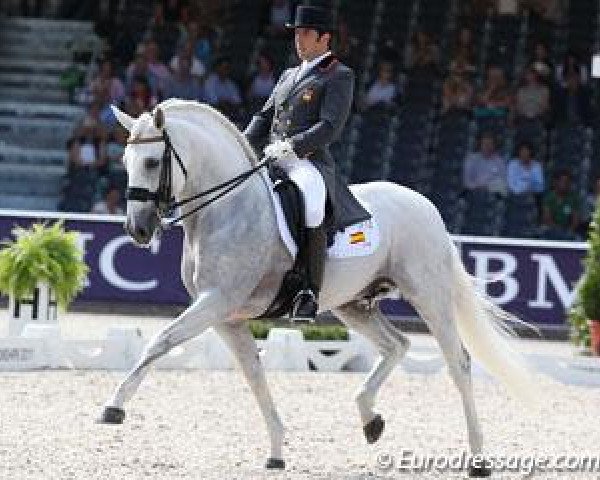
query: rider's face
[{"left": 295, "top": 27, "right": 330, "bottom": 61}]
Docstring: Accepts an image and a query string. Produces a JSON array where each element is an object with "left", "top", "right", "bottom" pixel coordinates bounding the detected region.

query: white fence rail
[{"left": 0, "top": 325, "right": 598, "bottom": 387}]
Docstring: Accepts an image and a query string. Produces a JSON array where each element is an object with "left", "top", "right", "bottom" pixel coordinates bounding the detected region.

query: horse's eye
[{"left": 145, "top": 158, "right": 160, "bottom": 169}]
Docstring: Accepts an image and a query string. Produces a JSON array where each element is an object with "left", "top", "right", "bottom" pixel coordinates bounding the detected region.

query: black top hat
[{"left": 286, "top": 5, "right": 335, "bottom": 32}]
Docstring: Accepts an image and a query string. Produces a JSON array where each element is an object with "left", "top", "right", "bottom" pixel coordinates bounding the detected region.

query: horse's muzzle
[{"left": 125, "top": 211, "right": 159, "bottom": 245}]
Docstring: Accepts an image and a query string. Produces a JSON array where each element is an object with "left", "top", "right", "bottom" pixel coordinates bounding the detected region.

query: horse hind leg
[
  {"left": 416, "top": 303, "right": 489, "bottom": 478},
  {"left": 333, "top": 300, "right": 409, "bottom": 444}
]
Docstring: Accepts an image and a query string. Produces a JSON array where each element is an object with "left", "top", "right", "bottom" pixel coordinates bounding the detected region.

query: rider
[{"left": 244, "top": 2, "right": 370, "bottom": 319}]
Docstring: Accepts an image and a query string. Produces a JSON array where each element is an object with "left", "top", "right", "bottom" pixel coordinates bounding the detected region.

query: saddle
[
  {"left": 269, "top": 165, "right": 336, "bottom": 247},
  {"left": 255, "top": 165, "right": 334, "bottom": 320}
]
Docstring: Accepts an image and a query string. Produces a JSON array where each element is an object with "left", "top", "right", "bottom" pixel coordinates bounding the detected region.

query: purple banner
[
  {"left": 0, "top": 212, "right": 188, "bottom": 305},
  {"left": 0, "top": 212, "right": 588, "bottom": 327},
  {"left": 382, "top": 236, "right": 586, "bottom": 329},
  {"left": 458, "top": 239, "right": 584, "bottom": 326}
]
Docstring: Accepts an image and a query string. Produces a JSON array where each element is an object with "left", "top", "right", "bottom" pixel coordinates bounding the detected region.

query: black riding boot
[{"left": 292, "top": 224, "right": 327, "bottom": 320}]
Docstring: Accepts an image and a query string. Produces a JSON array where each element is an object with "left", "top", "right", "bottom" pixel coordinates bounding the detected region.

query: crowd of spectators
[
  {"left": 449, "top": 39, "right": 597, "bottom": 239},
  {"left": 60, "top": 0, "right": 283, "bottom": 214},
  {"left": 356, "top": 1, "right": 598, "bottom": 240},
  {"left": 57, "top": 0, "right": 599, "bottom": 242},
  {"left": 461, "top": 132, "right": 599, "bottom": 240}
]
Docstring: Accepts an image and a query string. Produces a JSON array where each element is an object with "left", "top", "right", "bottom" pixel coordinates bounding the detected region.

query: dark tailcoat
[{"left": 244, "top": 54, "right": 371, "bottom": 231}]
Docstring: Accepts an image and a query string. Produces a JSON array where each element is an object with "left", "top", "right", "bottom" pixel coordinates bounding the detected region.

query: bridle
[
  {"left": 125, "top": 128, "right": 272, "bottom": 227},
  {"left": 126, "top": 130, "right": 186, "bottom": 219}
]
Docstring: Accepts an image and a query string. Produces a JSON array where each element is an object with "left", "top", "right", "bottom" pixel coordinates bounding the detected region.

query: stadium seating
[
  {"left": 502, "top": 193, "right": 541, "bottom": 238},
  {"left": 460, "top": 190, "right": 505, "bottom": 236},
  {"left": 0, "top": 16, "right": 98, "bottom": 211},
  {"left": 1, "top": 0, "right": 599, "bottom": 240}
]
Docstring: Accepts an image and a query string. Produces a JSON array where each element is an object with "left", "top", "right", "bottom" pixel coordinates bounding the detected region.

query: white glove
[{"left": 264, "top": 139, "right": 298, "bottom": 164}]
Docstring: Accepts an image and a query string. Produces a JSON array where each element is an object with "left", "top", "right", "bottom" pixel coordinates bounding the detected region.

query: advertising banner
[
  {"left": 0, "top": 212, "right": 188, "bottom": 305},
  {"left": 0, "top": 212, "right": 587, "bottom": 328}
]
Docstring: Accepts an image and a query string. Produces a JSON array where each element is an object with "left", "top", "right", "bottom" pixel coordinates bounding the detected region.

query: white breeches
[{"left": 278, "top": 157, "right": 326, "bottom": 228}]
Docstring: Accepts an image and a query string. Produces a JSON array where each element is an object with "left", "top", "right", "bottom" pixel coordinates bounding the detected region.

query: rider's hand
[{"left": 264, "top": 139, "right": 297, "bottom": 163}]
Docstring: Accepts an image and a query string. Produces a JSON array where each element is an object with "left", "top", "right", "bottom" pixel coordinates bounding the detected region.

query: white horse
[{"left": 100, "top": 99, "right": 538, "bottom": 477}]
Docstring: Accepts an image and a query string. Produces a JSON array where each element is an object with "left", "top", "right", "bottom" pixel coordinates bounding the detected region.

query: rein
[{"left": 126, "top": 129, "right": 272, "bottom": 227}]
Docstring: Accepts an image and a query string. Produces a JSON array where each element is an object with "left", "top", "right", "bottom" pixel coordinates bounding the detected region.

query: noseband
[{"left": 126, "top": 126, "right": 272, "bottom": 227}]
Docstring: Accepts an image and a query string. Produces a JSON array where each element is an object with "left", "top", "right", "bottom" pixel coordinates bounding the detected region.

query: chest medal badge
[{"left": 301, "top": 87, "right": 314, "bottom": 103}]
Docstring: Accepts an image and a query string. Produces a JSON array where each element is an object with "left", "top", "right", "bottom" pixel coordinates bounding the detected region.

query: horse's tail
[{"left": 450, "top": 244, "right": 541, "bottom": 408}]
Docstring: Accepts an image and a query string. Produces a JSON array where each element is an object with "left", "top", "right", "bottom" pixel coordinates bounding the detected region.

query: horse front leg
[
  {"left": 98, "top": 289, "right": 231, "bottom": 424},
  {"left": 214, "top": 321, "right": 285, "bottom": 469}
]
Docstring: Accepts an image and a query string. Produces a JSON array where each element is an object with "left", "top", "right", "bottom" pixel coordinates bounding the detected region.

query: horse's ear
[
  {"left": 154, "top": 108, "right": 165, "bottom": 130},
  {"left": 111, "top": 105, "right": 134, "bottom": 132}
]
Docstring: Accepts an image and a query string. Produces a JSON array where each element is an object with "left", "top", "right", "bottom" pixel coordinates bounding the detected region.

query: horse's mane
[{"left": 155, "top": 99, "right": 260, "bottom": 167}]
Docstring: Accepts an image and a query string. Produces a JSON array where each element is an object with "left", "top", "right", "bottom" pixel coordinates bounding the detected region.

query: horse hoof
[
  {"left": 363, "top": 414, "right": 385, "bottom": 444},
  {"left": 97, "top": 406, "right": 126, "bottom": 424},
  {"left": 265, "top": 457, "right": 285, "bottom": 469},
  {"left": 468, "top": 464, "right": 492, "bottom": 477}
]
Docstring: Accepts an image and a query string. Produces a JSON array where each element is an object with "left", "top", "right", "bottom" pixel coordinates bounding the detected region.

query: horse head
[{"left": 112, "top": 105, "right": 187, "bottom": 245}]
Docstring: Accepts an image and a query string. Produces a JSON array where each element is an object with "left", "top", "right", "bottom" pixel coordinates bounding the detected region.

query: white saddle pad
[{"left": 263, "top": 172, "right": 380, "bottom": 259}]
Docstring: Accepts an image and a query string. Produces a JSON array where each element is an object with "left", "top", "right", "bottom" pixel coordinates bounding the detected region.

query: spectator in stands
[
  {"left": 181, "top": 19, "right": 213, "bottom": 68},
  {"left": 126, "top": 75, "right": 156, "bottom": 117},
  {"left": 463, "top": 131, "right": 507, "bottom": 194},
  {"left": 475, "top": 64, "right": 513, "bottom": 119},
  {"left": 364, "top": 60, "right": 400, "bottom": 111},
  {"left": 89, "top": 58, "right": 126, "bottom": 106},
  {"left": 170, "top": 38, "right": 207, "bottom": 79},
  {"left": 164, "top": 54, "right": 204, "bottom": 101},
  {"left": 264, "top": 0, "right": 293, "bottom": 38},
  {"left": 247, "top": 51, "right": 276, "bottom": 109},
  {"left": 530, "top": 40, "right": 554, "bottom": 86},
  {"left": 404, "top": 30, "right": 440, "bottom": 72},
  {"left": 204, "top": 57, "right": 243, "bottom": 120},
  {"left": 507, "top": 141, "right": 544, "bottom": 194},
  {"left": 145, "top": 1, "right": 180, "bottom": 62},
  {"left": 175, "top": 3, "right": 192, "bottom": 39},
  {"left": 515, "top": 65, "right": 550, "bottom": 122},
  {"left": 126, "top": 43, "right": 160, "bottom": 101},
  {"left": 556, "top": 50, "right": 589, "bottom": 88},
  {"left": 542, "top": 169, "right": 581, "bottom": 239},
  {"left": 91, "top": 184, "right": 124, "bottom": 215},
  {"left": 450, "top": 26, "right": 477, "bottom": 75},
  {"left": 553, "top": 66, "right": 594, "bottom": 126},
  {"left": 80, "top": 101, "right": 105, "bottom": 129},
  {"left": 442, "top": 58, "right": 475, "bottom": 115},
  {"left": 68, "top": 120, "right": 108, "bottom": 175},
  {"left": 145, "top": 39, "right": 172, "bottom": 97}
]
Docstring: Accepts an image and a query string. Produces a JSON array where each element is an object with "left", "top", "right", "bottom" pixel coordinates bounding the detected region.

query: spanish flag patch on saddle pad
[{"left": 327, "top": 218, "right": 380, "bottom": 258}]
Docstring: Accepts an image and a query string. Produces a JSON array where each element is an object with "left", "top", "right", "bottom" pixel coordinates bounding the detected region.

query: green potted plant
[
  {"left": 569, "top": 200, "right": 600, "bottom": 355},
  {"left": 0, "top": 221, "right": 88, "bottom": 335}
]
